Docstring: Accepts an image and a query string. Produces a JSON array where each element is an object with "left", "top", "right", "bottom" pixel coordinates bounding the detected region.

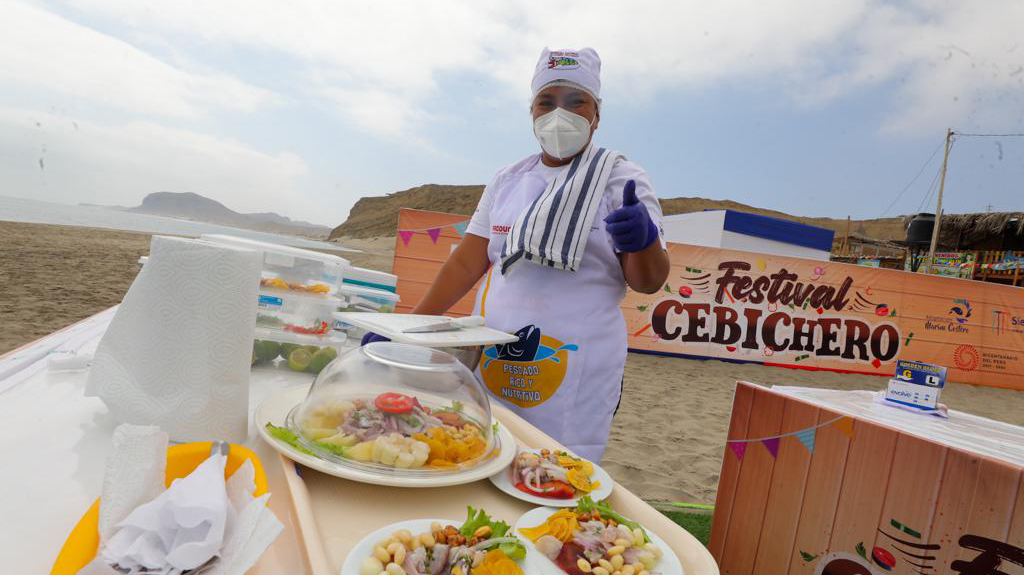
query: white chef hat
[{"left": 531, "top": 47, "right": 602, "bottom": 103}]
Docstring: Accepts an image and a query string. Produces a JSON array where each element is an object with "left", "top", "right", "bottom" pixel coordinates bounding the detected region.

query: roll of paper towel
[{"left": 86, "top": 236, "right": 261, "bottom": 443}]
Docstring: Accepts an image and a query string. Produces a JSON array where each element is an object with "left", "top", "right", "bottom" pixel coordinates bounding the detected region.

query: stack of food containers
[
  {"left": 333, "top": 266, "right": 401, "bottom": 342},
  {"left": 200, "top": 234, "right": 350, "bottom": 375}
]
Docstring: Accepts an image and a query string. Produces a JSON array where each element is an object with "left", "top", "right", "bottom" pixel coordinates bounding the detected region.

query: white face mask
[{"left": 533, "top": 107, "right": 594, "bottom": 159}]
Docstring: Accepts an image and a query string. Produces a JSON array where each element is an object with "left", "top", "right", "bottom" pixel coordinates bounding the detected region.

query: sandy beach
[{"left": 3, "top": 221, "right": 1023, "bottom": 506}]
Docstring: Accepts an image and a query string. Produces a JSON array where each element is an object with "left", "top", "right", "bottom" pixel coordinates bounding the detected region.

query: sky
[{"left": 0, "top": 0, "right": 1022, "bottom": 227}]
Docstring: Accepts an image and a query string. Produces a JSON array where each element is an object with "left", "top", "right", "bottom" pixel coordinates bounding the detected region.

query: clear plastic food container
[
  {"left": 342, "top": 266, "right": 397, "bottom": 293},
  {"left": 333, "top": 286, "right": 401, "bottom": 340},
  {"left": 252, "top": 328, "right": 348, "bottom": 375},
  {"left": 256, "top": 291, "right": 341, "bottom": 337},
  {"left": 201, "top": 234, "right": 349, "bottom": 296},
  {"left": 338, "top": 284, "right": 400, "bottom": 313},
  {"left": 286, "top": 342, "right": 498, "bottom": 476}
]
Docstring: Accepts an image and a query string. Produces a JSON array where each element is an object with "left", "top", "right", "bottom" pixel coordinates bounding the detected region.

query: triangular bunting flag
[
  {"left": 727, "top": 441, "right": 747, "bottom": 461},
  {"left": 761, "top": 437, "right": 780, "bottom": 459},
  {"left": 795, "top": 428, "right": 816, "bottom": 453},
  {"left": 427, "top": 228, "right": 442, "bottom": 243},
  {"left": 399, "top": 230, "right": 414, "bottom": 246},
  {"left": 834, "top": 417, "right": 856, "bottom": 439},
  {"left": 452, "top": 221, "right": 468, "bottom": 237}
]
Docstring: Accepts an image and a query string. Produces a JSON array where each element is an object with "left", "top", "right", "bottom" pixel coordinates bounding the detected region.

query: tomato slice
[
  {"left": 375, "top": 392, "right": 415, "bottom": 414},
  {"left": 515, "top": 480, "right": 575, "bottom": 499}
]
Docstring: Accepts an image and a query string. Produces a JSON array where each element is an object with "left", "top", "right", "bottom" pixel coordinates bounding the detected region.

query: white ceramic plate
[
  {"left": 513, "top": 507, "right": 685, "bottom": 575},
  {"left": 340, "top": 518, "right": 538, "bottom": 575},
  {"left": 255, "top": 384, "right": 517, "bottom": 488},
  {"left": 340, "top": 518, "right": 456, "bottom": 575},
  {"left": 488, "top": 448, "right": 614, "bottom": 507}
]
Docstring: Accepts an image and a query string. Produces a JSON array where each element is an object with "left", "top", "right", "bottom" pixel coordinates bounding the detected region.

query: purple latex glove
[
  {"left": 603, "top": 179, "right": 659, "bottom": 253},
  {"left": 360, "top": 332, "right": 390, "bottom": 346}
]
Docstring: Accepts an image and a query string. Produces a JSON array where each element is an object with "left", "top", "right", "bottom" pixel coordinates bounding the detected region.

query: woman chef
[{"left": 366, "top": 48, "right": 669, "bottom": 461}]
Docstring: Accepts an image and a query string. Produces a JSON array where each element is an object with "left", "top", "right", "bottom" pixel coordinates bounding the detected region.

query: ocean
[{"left": 0, "top": 195, "right": 352, "bottom": 252}]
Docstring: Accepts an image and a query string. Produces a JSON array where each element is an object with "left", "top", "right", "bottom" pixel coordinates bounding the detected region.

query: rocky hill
[
  {"left": 330, "top": 184, "right": 485, "bottom": 239},
  {"left": 329, "top": 184, "right": 906, "bottom": 241},
  {"left": 109, "top": 192, "right": 331, "bottom": 237}
]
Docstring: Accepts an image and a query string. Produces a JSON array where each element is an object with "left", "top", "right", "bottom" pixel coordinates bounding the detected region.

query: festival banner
[{"left": 623, "top": 243, "right": 1024, "bottom": 389}]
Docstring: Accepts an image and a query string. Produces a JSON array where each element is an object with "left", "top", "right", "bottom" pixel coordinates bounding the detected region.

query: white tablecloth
[
  {"left": 772, "top": 385, "right": 1024, "bottom": 466},
  {"left": 0, "top": 308, "right": 309, "bottom": 575}
]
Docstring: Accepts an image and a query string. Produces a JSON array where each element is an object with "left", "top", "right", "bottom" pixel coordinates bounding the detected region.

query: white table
[{"left": 0, "top": 308, "right": 309, "bottom": 574}]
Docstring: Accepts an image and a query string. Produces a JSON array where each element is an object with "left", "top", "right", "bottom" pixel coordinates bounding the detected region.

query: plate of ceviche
[
  {"left": 341, "top": 507, "right": 531, "bottom": 575},
  {"left": 489, "top": 448, "right": 613, "bottom": 507},
  {"left": 513, "top": 497, "right": 683, "bottom": 575},
  {"left": 255, "top": 385, "right": 517, "bottom": 487}
]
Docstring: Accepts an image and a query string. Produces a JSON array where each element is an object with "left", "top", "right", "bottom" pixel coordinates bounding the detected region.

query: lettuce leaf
[
  {"left": 265, "top": 423, "right": 314, "bottom": 456},
  {"left": 460, "top": 506, "right": 525, "bottom": 560},
  {"left": 265, "top": 423, "right": 348, "bottom": 457}
]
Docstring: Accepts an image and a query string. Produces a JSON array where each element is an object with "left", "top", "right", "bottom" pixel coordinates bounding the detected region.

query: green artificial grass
[{"left": 659, "top": 510, "right": 712, "bottom": 546}]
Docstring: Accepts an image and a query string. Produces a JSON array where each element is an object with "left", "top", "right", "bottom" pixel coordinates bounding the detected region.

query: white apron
[{"left": 473, "top": 156, "right": 628, "bottom": 462}]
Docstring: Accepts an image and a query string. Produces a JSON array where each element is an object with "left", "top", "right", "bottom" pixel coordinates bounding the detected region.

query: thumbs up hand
[{"left": 603, "top": 179, "right": 659, "bottom": 253}]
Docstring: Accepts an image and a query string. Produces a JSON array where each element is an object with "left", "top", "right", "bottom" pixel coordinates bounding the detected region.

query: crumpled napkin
[{"left": 79, "top": 424, "right": 283, "bottom": 575}]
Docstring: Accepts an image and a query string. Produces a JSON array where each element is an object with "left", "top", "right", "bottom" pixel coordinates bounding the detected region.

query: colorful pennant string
[
  {"left": 834, "top": 416, "right": 856, "bottom": 439},
  {"left": 396, "top": 219, "right": 470, "bottom": 237},
  {"left": 398, "top": 230, "right": 414, "bottom": 246},
  {"left": 794, "top": 428, "right": 816, "bottom": 453},
  {"left": 725, "top": 414, "right": 851, "bottom": 459},
  {"left": 427, "top": 228, "right": 442, "bottom": 243},
  {"left": 728, "top": 441, "right": 747, "bottom": 461}
]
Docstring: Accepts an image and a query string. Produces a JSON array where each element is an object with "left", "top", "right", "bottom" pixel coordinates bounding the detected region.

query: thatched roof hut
[{"left": 904, "top": 212, "right": 1024, "bottom": 250}]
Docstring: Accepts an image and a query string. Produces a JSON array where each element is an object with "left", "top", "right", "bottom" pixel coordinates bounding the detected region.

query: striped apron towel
[{"left": 500, "top": 145, "right": 622, "bottom": 274}]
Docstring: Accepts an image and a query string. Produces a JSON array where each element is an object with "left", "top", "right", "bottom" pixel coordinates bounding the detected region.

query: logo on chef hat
[
  {"left": 547, "top": 51, "right": 580, "bottom": 69},
  {"left": 480, "top": 325, "right": 579, "bottom": 408}
]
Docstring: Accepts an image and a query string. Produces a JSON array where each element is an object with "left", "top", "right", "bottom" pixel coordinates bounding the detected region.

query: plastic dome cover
[{"left": 287, "top": 341, "right": 498, "bottom": 475}]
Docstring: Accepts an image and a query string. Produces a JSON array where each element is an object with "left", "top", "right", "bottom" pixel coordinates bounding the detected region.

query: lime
[
  {"left": 280, "top": 343, "right": 301, "bottom": 359},
  {"left": 303, "top": 345, "right": 320, "bottom": 354},
  {"left": 288, "top": 348, "right": 313, "bottom": 371},
  {"left": 253, "top": 340, "right": 281, "bottom": 363},
  {"left": 308, "top": 347, "right": 338, "bottom": 374}
]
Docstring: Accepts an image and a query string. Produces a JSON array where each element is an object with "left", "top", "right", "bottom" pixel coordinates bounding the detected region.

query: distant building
[{"left": 661, "top": 209, "right": 835, "bottom": 261}]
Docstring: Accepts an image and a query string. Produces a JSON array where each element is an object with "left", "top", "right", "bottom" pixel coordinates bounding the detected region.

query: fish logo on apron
[{"left": 480, "top": 324, "right": 579, "bottom": 408}]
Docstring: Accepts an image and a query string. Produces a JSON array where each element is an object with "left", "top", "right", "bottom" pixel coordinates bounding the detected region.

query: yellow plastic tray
[{"left": 49, "top": 442, "right": 268, "bottom": 575}]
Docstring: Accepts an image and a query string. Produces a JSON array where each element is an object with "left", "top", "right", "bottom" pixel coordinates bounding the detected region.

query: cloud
[
  {"left": 805, "top": 0, "right": 1024, "bottom": 133},
  {"left": 54, "top": 0, "right": 1022, "bottom": 139},
  {"left": 0, "top": 105, "right": 333, "bottom": 223},
  {"left": 0, "top": 0, "right": 279, "bottom": 119}
]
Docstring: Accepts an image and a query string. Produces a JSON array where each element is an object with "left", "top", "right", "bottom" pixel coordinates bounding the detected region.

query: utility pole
[
  {"left": 923, "top": 128, "right": 954, "bottom": 274},
  {"left": 843, "top": 215, "right": 851, "bottom": 256}
]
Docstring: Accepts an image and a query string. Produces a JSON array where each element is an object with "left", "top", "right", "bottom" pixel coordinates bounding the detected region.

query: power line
[
  {"left": 915, "top": 151, "right": 948, "bottom": 214},
  {"left": 953, "top": 132, "right": 1024, "bottom": 137},
  {"left": 879, "top": 139, "right": 945, "bottom": 218}
]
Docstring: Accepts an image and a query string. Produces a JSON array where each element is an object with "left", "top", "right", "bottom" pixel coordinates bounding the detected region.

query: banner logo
[{"left": 950, "top": 298, "right": 972, "bottom": 325}]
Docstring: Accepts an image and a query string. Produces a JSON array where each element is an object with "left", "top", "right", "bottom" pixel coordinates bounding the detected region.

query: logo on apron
[{"left": 480, "top": 325, "right": 579, "bottom": 408}]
